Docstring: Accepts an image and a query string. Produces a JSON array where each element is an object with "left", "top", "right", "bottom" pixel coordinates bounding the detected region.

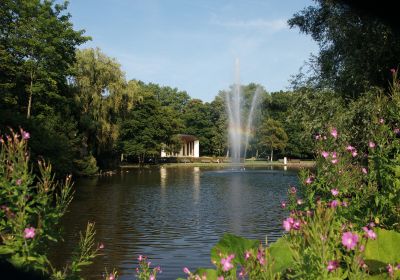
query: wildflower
[
  {"left": 360, "top": 245, "right": 365, "bottom": 252},
  {"left": 321, "top": 151, "right": 329, "bottom": 158},
  {"left": 239, "top": 268, "right": 246, "bottom": 278},
  {"left": 283, "top": 217, "right": 294, "bottom": 231},
  {"left": 368, "top": 141, "right": 376, "bottom": 148},
  {"left": 331, "top": 189, "right": 339, "bottom": 196},
  {"left": 221, "top": 254, "right": 234, "bottom": 271},
  {"left": 331, "top": 159, "right": 338, "bottom": 164},
  {"left": 305, "top": 177, "right": 313, "bottom": 184},
  {"left": 280, "top": 201, "right": 286, "bottom": 208},
  {"left": 346, "top": 145, "right": 355, "bottom": 151},
  {"left": 362, "top": 168, "right": 368, "bottom": 174},
  {"left": 394, "top": 128, "right": 400, "bottom": 135},
  {"left": 16, "top": 179, "right": 22, "bottom": 186},
  {"left": 327, "top": 260, "right": 338, "bottom": 272},
  {"left": 217, "top": 277, "right": 224, "bottom": 280},
  {"left": 290, "top": 186, "right": 297, "bottom": 194},
  {"left": 297, "top": 199, "right": 303, "bottom": 205},
  {"left": 21, "top": 130, "right": 30, "bottom": 140},
  {"left": 155, "top": 266, "right": 161, "bottom": 273},
  {"left": 149, "top": 275, "right": 155, "bottom": 280},
  {"left": 342, "top": 232, "right": 359, "bottom": 250},
  {"left": 331, "top": 152, "right": 337, "bottom": 158},
  {"left": 292, "top": 220, "right": 301, "bottom": 230},
  {"left": 183, "top": 267, "right": 191, "bottom": 274},
  {"left": 369, "top": 222, "right": 375, "bottom": 228},
  {"left": 379, "top": 118, "right": 384, "bottom": 124},
  {"left": 244, "top": 251, "right": 251, "bottom": 261},
  {"left": 98, "top": 243, "right": 104, "bottom": 249},
  {"left": 108, "top": 274, "right": 115, "bottom": 280},
  {"left": 24, "top": 227, "right": 36, "bottom": 239},
  {"left": 330, "top": 128, "right": 338, "bottom": 139},
  {"left": 387, "top": 264, "right": 393, "bottom": 277},
  {"left": 391, "top": 68, "right": 396, "bottom": 74},
  {"left": 257, "top": 248, "right": 265, "bottom": 265},
  {"left": 352, "top": 150, "right": 358, "bottom": 157},
  {"left": 315, "top": 134, "right": 321, "bottom": 140},
  {"left": 342, "top": 201, "right": 348, "bottom": 207},
  {"left": 330, "top": 200, "right": 339, "bottom": 208},
  {"left": 362, "top": 227, "right": 377, "bottom": 240},
  {"left": 138, "top": 255, "right": 144, "bottom": 261}
]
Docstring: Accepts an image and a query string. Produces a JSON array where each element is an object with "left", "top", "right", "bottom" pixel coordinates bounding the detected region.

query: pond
[{"left": 52, "top": 166, "right": 299, "bottom": 279}]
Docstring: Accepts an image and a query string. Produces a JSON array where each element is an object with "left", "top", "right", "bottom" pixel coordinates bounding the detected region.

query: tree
[
  {"left": 0, "top": 0, "right": 88, "bottom": 118},
  {"left": 71, "top": 48, "right": 141, "bottom": 169},
  {"left": 288, "top": 0, "right": 400, "bottom": 98},
  {"left": 258, "top": 118, "right": 288, "bottom": 162},
  {"left": 118, "top": 86, "right": 183, "bottom": 163}
]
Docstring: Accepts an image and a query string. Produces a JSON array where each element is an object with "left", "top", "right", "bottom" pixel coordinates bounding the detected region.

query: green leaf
[
  {"left": 364, "top": 228, "right": 400, "bottom": 272},
  {"left": 0, "top": 246, "right": 15, "bottom": 255},
  {"left": 269, "top": 237, "right": 294, "bottom": 273},
  {"left": 211, "top": 233, "right": 259, "bottom": 265},
  {"left": 193, "top": 268, "right": 218, "bottom": 280}
]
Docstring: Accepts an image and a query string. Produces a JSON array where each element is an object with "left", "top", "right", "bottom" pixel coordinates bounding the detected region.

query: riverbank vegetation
[{"left": 1, "top": 0, "right": 400, "bottom": 279}]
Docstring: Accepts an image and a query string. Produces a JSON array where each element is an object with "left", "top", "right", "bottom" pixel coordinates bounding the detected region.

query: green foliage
[
  {"left": 288, "top": 0, "right": 400, "bottom": 98},
  {"left": 257, "top": 118, "right": 288, "bottom": 161},
  {"left": 364, "top": 228, "right": 400, "bottom": 273},
  {"left": 210, "top": 233, "right": 259, "bottom": 266},
  {"left": 0, "top": 129, "right": 102, "bottom": 279}
]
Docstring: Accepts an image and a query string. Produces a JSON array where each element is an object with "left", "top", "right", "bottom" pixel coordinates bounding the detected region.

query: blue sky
[{"left": 66, "top": 0, "right": 318, "bottom": 102}]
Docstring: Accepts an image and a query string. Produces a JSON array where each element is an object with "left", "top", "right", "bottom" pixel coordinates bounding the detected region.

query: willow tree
[{"left": 71, "top": 48, "right": 140, "bottom": 168}]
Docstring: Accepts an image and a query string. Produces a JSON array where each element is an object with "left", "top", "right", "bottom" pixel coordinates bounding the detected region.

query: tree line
[{"left": 1, "top": 0, "right": 399, "bottom": 176}]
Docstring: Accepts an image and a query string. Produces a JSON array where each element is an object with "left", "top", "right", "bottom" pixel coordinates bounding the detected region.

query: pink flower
[
  {"left": 394, "top": 128, "right": 400, "bottom": 135},
  {"left": 342, "top": 201, "right": 348, "bottom": 207},
  {"left": 305, "top": 177, "right": 314, "bottom": 184},
  {"left": 24, "top": 227, "right": 36, "bottom": 239},
  {"left": 387, "top": 264, "right": 393, "bottom": 277},
  {"left": 257, "top": 249, "right": 265, "bottom": 265},
  {"left": 297, "top": 199, "right": 303, "bottom": 205},
  {"left": 22, "top": 131, "right": 30, "bottom": 140},
  {"left": 183, "top": 267, "right": 191, "bottom": 274},
  {"left": 221, "top": 254, "right": 235, "bottom": 271},
  {"left": 138, "top": 255, "right": 143, "bottom": 261},
  {"left": 292, "top": 220, "right": 301, "bottom": 230},
  {"left": 283, "top": 217, "right": 294, "bottom": 231},
  {"left": 330, "top": 200, "right": 339, "bottom": 208},
  {"left": 16, "top": 179, "right": 22, "bottom": 186},
  {"left": 244, "top": 251, "right": 251, "bottom": 260},
  {"left": 331, "top": 189, "right": 339, "bottom": 196},
  {"left": 98, "top": 243, "right": 104, "bottom": 249},
  {"left": 359, "top": 245, "right": 365, "bottom": 252},
  {"left": 280, "top": 201, "right": 286, "bottom": 208},
  {"left": 108, "top": 274, "right": 115, "bottom": 280},
  {"left": 346, "top": 145, "right": 355, "bottom": 151},
  {"left": 352, "top": 150, "right": 358, "bottom": 157},
  {"left": 331, "top": 152, "right": 337, "bottom": 158},
  {"left": 218, "top": 277, "right": 224, "bottom": 280},
  {"left": 321, "top": 151, "right": 329, "bottom": 158},
  {"left": 315, "top": 134, "right": 321, "bottom": 140},
  {"left": 368, "top": 141, "right": 376, "bottom": 148},
  {"left": 362, "top": 168, "right": 368, "bottom": 174},
  {"left": 331, "top": 159, "right": 338, "bottom": 164},
  {"left": 342, "top": 232, "right": 359, "bottom": 250},
  {"left": 290, "top": 186, "right": 297, "bottom": 194},
  {"left": 390, "top": 68, "right": 396, "bottom": 74},
  {"left": 149, "top": 275, "right": 155, "bottom": 280},
  {"left": 327, "top": 260, "right": 338, "bottom": 272},
  {"left": 362, "top": 227, "right": 377, "bottom": 240},
  {"left": 379, "top": 118, "right": 384, "bottom": 124},
  {"left": 330, "top": 128, "right": 338, "bottom": 139}
]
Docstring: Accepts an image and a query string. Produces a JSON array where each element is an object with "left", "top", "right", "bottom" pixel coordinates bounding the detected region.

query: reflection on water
[{"left": 51, "top": 166, "right": 298, "bottom": 279}]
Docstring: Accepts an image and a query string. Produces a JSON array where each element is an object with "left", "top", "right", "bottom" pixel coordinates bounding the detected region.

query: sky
[{"left": 65, "top": 0, "right": 319, "bottom": 102}]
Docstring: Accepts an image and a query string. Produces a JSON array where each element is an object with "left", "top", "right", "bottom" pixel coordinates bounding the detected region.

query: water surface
[{"left": 52, "top": 166, "right": 298, "bottom": 279}]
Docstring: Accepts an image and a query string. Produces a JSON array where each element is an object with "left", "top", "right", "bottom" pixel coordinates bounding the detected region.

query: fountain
[{"left": 225, "top": 59, "right": 262, "bottom": 167}]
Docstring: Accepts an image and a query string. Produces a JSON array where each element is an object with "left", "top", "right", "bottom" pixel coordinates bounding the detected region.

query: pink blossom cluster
[
  {"left": 341, "top": 231, "right": 359, "bottom": 250},
  {"left": 220, "top": 254, "right": 235, "bottom": 271},
  {"left": 283, "top": 217, "right": 301, "bottom": 232}
]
